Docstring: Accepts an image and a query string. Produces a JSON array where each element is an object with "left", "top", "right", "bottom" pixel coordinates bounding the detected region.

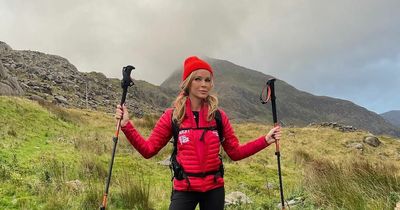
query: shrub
[
  {"left": 133, "top": 114, "right": 159, "bottom": 130},
  {"left": 113, "top": 172, "right": 154, "bottom": 210},
  {"left": 37, "top": 99, "right": 81, "bottom": 123},
  {"left": 79, "top": 154, "right": 107, "bottom": 180},
  {"left": 81, "top": 180, "right": 103, "bottom": 210},
  {"left": 292, "top": 149, "right": 313, "bottom": 165},
  {"left": 304, "top": 158, "right": 400, "bottom": 209}
]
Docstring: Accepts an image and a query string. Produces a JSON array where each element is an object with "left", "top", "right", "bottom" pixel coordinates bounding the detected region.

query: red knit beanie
[{"left": 182, "top": 56, "right": 213, "bottom": 81}]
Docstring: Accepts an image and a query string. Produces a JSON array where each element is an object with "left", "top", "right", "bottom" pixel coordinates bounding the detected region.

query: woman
[{"left": 115, "top": 56, "right": 281, "bottom": 210}]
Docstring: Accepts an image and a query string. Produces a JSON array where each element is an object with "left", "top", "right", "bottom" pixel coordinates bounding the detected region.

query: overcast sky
[{"left": 1, "top": 0, "right": 399, "bottom": 114}]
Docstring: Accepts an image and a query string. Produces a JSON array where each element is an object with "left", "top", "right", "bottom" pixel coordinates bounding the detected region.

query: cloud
[
  {"left": 1, "top": 0, "right": 251, "bottom": 81},
  {"left": 1, "top": 0, "right": 399, "bottom": 113},
  {"left": 214, "top": 0, "right": 400, "bottom": 113}
]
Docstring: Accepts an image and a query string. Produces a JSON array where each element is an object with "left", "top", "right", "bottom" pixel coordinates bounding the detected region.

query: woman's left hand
[{"left": 265, "top": 125, "right": 281, "bottom": 144}]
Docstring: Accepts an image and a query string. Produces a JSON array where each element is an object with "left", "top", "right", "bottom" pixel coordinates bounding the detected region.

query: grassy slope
[{"left": 0, "top": 96, "right": 399, "bottom": 209}]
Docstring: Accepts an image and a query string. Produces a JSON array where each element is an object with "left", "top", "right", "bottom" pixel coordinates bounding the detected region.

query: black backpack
[{"left": 170, "top": 110, "right": 225, "bottom": 186}]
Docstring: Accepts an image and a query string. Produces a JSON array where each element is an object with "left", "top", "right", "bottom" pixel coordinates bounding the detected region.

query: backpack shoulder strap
[
  {"left": 171, "top": 112, "right": 179, "bottom": 156},
  {"left": 215, "top": 109, "right": 224, "bottom": 143}
]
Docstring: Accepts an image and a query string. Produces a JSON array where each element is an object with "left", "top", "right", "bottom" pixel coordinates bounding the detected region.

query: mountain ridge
[
  {"left": 1, "top": 41, "right": 399, "bottom": 137},
  {"left": 381, "top": 110, "right": 400, "bottom": 128},
  {"left": 161, "top": 57, "right": 400, "bottom": 137}
]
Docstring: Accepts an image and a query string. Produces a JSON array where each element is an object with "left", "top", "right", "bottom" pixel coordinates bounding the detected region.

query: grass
[
  {"left": 304, "top": 158, "right": 400, "bottom": 209},
  {"left": 112, "top": 172, "right": 154, "bottom": 210},
  {"left": 1, "top": 96, "right": 400, "bottom": 209}
]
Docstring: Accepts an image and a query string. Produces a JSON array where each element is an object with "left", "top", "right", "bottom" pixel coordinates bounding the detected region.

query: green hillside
[{"left": 1, "top": 96, "right": 399, "bottom": 209}]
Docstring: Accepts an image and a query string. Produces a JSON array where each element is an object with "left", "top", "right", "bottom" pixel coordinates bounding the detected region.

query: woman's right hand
[
  {"left": 115, "top": 104, "right": 130, "bottom": 127},
  {"left": 265, "top": 125, "right": 281, "bottom": 145}
]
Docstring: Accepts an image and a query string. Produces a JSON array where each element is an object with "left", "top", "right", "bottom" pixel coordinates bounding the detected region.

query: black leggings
[{"left": 169, "top": 187, "right": 225, "bottom": 210}]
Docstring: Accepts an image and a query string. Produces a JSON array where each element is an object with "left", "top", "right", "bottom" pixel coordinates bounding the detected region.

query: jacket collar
[{"left": 185, "top": 97, "right": 210, "bottom": 128}]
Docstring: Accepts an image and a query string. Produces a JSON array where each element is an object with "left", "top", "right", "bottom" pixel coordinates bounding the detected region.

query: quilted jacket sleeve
[
  {"left": 121, "top": 109, "right": 173, "bottom": 159},
  {"left": 220, "top": 109, "right": 270, "bottom": 161}
]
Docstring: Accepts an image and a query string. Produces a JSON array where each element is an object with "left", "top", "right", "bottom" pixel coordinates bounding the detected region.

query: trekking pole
[
  {"left": 100, "top": 65, "right": 135, "bottom": 210},
  {"left": 260, "top": 78, "right": 285, "bottom": 210}
]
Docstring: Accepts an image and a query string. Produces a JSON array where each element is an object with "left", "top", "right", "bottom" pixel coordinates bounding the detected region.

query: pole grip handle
[{"left": 120, "top": 65, "right": 135, "bottom": 105}]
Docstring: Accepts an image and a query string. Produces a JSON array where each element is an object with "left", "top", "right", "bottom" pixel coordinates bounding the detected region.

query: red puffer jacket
[{"left": 121, "top": 99, "right": 270, "bottom": 192}]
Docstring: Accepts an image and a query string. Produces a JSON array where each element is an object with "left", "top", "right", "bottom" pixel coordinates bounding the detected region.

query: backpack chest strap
[{"left": 178, "top": 126, "right": 218, "bottom": 141}]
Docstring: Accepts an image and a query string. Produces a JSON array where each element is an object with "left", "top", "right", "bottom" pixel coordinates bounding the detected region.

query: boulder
[
  {"left": 265, "top": 182, "right": 275, "bottom": 190},
  {"left": 395, "top": 201, "right": 400, "bottom": 210},
  {"left": 346, "top": 142, "right": 364, "bottom": 150},
  {"left": 0, "top": 60, "right": 24, "bottom": 95},
  {"left": 65, "top": 180, "right": 84, "bottom": 192},
  {"left": 0, "top": 41, "right": 12, "bottom": 53},
  {"left": 54, "top": 95, "right": 68, "bottom": 104},
  {"left": 277, "top": 197, "right": 304, "bottom": 209},
  {"left": 363, "top": 136, "right": 381, "bottom": 147},
  {"left": 157, "top": 157, "right": 171, "bottom": 166},
  {"left": 225, "top": 191, "right": 252, "bottom": 206}
]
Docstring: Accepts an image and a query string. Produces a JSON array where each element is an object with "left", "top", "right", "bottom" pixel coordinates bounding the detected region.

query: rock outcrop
[
  {"left": 308, "top": 122, "right": 358, "bottom": 132},
  {"left": 0, "top": 41, "right": 174, "bottom": 116},
  {"left": 0, "top": 41, "right": 24, "bottom": 95}
]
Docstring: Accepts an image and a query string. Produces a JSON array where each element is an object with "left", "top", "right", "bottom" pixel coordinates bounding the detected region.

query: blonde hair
[{"left": 172, "top": 71, "right": 218, "bottom": 125}]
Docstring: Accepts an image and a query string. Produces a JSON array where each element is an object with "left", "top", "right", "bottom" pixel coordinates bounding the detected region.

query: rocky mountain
[
  {"left": 0, "top": 41, "right": 174, "bottom": 117},
  {"left": 1, "top": 41, "right": 398, "bottom": 137},
  {"left": 381, "top": 110, "right": 400, "bottom": 128},
  {"left": 0, "top": 42, "right": 24, "bottom": 95},
  {"left": 162, "top": 58, "right": 400, "bottom": 137}
]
